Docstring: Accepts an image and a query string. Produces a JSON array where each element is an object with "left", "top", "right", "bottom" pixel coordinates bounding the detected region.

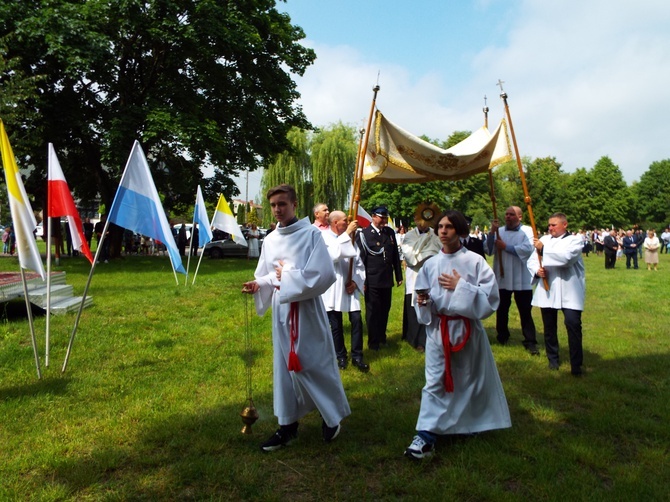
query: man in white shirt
[
  {"left": 527, "top": 213, "right": 585, "bottom": 376},
  {"left": 486, "top": 206, "right": 539, "bottom": 355},
  {"left": 321, "top": 211, "right": 369, "bottom": 372}
]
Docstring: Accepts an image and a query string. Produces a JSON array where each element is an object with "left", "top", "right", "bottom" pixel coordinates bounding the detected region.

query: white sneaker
[{"left": 404, "top": 435, "right": 435, "bottom": 460}]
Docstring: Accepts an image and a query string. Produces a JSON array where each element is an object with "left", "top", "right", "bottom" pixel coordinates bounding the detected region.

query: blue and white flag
[
  {"left": 108, "top": 141, "right": 185, "bottom": 274},
  {"left": 193, "top": 186, "right": 213, "bottom": 247}
]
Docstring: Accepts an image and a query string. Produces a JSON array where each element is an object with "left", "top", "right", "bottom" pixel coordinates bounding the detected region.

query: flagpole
[
  {"left": 20, "top": 268, "right": 42, "bottom": 379},
  {"left": 498, "top": 80, "right": 549, "bottom": 290},
  {"left": 185, "top": 218, "right": 196, "bottom": 285},
  {"left": 61, "top": 218, "right": 110, "bottom": 373},
  {"left": 45, "top": 215, "right": 53, "bottom": 366},
  {"left": 483, "top": 97, "right": 504, "bottom": 279},
  {"left": 191, "top": 226, "right": 209, "bottom": 285}
]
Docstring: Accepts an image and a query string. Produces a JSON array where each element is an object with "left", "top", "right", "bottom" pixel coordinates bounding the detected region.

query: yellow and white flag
[
  {"left": 0, "top": 120, "right": 46, "bottom": 280},
  {"left": 211, "top": 194, "right": 247, "bottom": 246}
]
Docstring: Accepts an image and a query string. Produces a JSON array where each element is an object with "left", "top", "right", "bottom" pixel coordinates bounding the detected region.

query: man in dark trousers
[
  {"left": 622, "top": 229, "right": 639, "bottom": 269},
  {"left": 603, "top": 229, "right": 618, "bottom": 269},
  {"left": 356, "top": 206, "right": 403, "bottom": 351}
]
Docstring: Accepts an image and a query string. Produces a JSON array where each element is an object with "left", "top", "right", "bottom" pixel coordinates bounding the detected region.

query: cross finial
[
  {"left": 496, "top": 79, "right": 505, "bottom": 93},
  {"left": 484, "top": 95, "right": 488, "bottom": 107}
]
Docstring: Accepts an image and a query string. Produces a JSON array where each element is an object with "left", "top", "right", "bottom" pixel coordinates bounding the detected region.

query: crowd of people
[
  {"left": 578, "top": 227, "right": 667, "bottom": 271},
  {"left": 241, "top": 184, "right": 636, "bottom": 460}
]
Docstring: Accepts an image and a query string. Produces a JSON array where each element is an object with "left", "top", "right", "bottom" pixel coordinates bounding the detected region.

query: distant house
[{"left": 232, "top": 199, "right": 263, "bottom": 222}]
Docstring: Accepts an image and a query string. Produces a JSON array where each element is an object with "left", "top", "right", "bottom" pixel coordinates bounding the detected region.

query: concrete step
[
  {"left": 50, "top": 296, "right": 93, "bottom": 315},
  {"left": 27, "top": 284, "right": 74, "bottom": 308}
]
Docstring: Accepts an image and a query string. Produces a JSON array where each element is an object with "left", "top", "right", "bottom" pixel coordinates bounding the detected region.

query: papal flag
[
  {"left": 211, "top": 194, "right": 247, "bottom": 246},
  {"left": 0, "top": 120, "right": 46, "bottom": 280},
  {"left": 48, "top": 144, "right": 94, "bottom": 264}
]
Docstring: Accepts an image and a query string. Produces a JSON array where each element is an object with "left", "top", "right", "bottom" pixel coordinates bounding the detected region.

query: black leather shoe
[
  {"left": 352, "top": 359, "right": 370, "bottom": 373},
  {"left": 337, "top": 357, "right": 348, "bottom": 370},
  {"left": 548, "top": 361, "right": 560, "bottom": 370}
]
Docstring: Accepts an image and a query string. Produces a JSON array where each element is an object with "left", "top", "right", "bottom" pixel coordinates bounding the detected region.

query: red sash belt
[
  {"left": 288, "top": 301, "right": 302, "bottom": 372},
  {"left": 438, "top": 315, "right": 471, "bottom": 392}
]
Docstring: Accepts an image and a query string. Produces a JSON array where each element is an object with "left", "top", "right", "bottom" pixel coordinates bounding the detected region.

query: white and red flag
[
  {"left": 356, "top": 205, "right": 372, "bottom": 228},
  {"left": 47, "top": 144, "right": 93, "bottom": 264}
]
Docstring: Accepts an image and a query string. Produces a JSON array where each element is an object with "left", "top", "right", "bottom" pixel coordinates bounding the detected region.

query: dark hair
[
  {"left": 433, "top": 210, "right": 469, "bottom": 237},
  {"left": 266, "top": 184, "right": 297, "bottom": 202}
]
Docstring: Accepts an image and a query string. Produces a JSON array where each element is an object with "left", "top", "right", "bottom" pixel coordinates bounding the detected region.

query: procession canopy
[{"left": 363, "top": 110, "right": 512, "bottom": 183}]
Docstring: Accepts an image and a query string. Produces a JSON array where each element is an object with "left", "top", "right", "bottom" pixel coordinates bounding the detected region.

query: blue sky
[{"left": 236, "top": 0, "right": 670, "bottom": 200}]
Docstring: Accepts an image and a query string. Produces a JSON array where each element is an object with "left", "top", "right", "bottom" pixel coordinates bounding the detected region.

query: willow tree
[
  {"left": 261, "top": 127, "right": 311, "bottom": 224},
  {"left": 311, "top": 122, "right": 358, "bottom": 211}
]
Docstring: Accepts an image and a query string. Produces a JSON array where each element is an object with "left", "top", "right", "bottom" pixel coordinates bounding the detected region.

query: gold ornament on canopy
[{"left": 414, "top": 202, "right": 441, "bottom": 229}]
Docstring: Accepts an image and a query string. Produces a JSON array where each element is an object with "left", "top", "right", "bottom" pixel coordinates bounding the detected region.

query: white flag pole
[
  {"left": 191, "top": 225, "right": 210, "bottom": 285},
  {"left": 185, "top": 228, "right": 194, "bottom": 286},
  {"left": 45, "top": 216, "right": 52, "bottom": 367},
  {"left": 19, "top": 268, "right": 42, "bottom": 379},
  {"left": 61, "top": 218, "right": 110, "bottom": 373}
]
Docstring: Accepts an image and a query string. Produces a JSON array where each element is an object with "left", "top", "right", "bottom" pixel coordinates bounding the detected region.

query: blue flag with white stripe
[{"left": 108, "top": 141, "right": 185, "bottom": 274}]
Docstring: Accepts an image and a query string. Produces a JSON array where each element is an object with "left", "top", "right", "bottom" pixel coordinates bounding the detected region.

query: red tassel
[
  {"left": 439, "top": 315, "right": 471, "bottom": 393},
  {"left": 288, "top": 302, "right": 302, "bottom": 372},
  {"left": 288, "top": 351, "right": 302, "bottom": 372}
]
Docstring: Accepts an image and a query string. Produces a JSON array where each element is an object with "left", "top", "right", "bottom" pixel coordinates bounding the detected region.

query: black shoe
[
  {"left": 526, "top": 345, "right": 540, "bottom": 356},
  {"left": 496, "top": 335, "right": 509, "bottom": 346},
  {"left": 322, "top": 420, "right": 341, "bottom": 443},
  {"left": 369, "top": 344, "right": 380, "bottom": 351},
  {"left": 548, "top": 361, "right": 560, "bottom": 370},
  {"left": 261, "top": 424, "right": 298, "bottom": 452},
  {"left": 352, "top": 359, "right": 370, "bottom": 373},
  {"left": 337, "top": 357, "right": 348, "bottom": 370},
  {"left": 571, "top": 366, "right": 583, "bottom": 377}
]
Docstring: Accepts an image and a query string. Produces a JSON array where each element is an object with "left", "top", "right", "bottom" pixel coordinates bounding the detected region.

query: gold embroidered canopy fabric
[{"left": 363, "top": 111, "right": 512, "bottom": 183}]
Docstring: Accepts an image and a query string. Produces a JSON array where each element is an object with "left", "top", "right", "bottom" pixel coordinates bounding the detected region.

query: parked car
[
  {"left": 203, "top": 228, "right": 265, "bottom": 259},
  {"left": 203, "top": 237, "right": 248, "bottom": 258}
]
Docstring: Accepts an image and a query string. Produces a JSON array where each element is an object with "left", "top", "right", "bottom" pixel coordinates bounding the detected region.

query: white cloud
[{"left": 288, "top": 0, "right": 670, "bottom": 183}]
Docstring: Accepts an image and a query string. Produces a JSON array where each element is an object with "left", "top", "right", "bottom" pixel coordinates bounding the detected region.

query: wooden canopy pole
[
  {"left": 347, "top": 85, "right": 380, "bottom": 283},
  {"left": 498, "top": 80, "right": 549, "bottom": 290},
  {"left": 483, "top": 96, "right": 504, "bottom": 279},
  {"left": 349, "top": 84, "right": 380, "bottom": 224}
]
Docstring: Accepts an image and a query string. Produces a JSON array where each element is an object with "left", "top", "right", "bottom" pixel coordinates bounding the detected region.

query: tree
[
  {"left": 0, "top": 0, "right": 315, "bottom": 218},
  {"left": 310, "top": 122, "right": 357, "bottom": 212},
  {"left": 634, "top": 159, "right": 670, "bottom": 228},
  {"left": 524, "top": 157, "right": 569, "bottom": 228},
  {"left": 261, "top": 127, "right": 311, "bottom": 224},
  {"left": 587, "top": 156, "right": 630, "bottom": 228}
]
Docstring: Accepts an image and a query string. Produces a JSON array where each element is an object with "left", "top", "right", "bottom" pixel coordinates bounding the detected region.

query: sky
[{"left": 234, "top": 0, "right": 670, "bottom": 201}]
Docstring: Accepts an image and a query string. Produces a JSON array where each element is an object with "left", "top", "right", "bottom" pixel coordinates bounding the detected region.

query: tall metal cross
[{"left": 496, "top": 79, "right": 505, "bottom": 93}]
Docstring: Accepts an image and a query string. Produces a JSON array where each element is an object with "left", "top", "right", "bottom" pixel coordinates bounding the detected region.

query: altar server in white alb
[
  {"left": 321, "top": 210, "right": 369, "bottom": 372},
  {"left": 527, "top": 212, "right": 585, "bottom": 376},
  {"left": 242, "top": 184, "right": 351, "bottom": 452},
  {"left": 404, "top": 210, "right": 511, "bottom": 460}
]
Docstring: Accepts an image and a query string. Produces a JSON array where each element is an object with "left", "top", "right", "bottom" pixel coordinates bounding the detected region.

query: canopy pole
[
  {"left": 498, "top": 80, "right": 549, "bottom": 290},
  {"left": 347, "top": 84, "right": 380, "bottom": 284},
  {"left": 349, "top": 84, "right": 380, "bottom": 226},
  {"left": 483, "top": 98, "right": 504, "bottom": 279}
]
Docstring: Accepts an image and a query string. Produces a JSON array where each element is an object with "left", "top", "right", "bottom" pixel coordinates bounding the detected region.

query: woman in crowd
[
  {"left": 643, "top": 229, "right": 660, "bottom": 271},
  {"left": 247, "top": 223, "right": 260, "bottom": 260}
]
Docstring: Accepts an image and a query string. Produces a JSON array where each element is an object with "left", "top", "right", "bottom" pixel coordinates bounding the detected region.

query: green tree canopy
[
  {"left": 634, "top": 159, "right": 670, "bottom": 228},
  {"left": 0, "top": 0, "right": 315, "bottom": 214}
]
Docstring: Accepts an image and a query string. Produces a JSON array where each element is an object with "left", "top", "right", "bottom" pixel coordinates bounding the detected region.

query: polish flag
[
  {"left": 357, "top": 205, "right": 372, "bottom": 228},
  {"left": 47, "top": 144, "right": 94, "bottom": 264}
]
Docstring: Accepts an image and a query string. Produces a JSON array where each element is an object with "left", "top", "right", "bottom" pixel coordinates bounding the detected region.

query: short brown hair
[
  {"left": 266, "top": 184, "right": 297, "bottom": 202},
  {"left": 433, "top": 210, "right": 469, "bottom": 237}
]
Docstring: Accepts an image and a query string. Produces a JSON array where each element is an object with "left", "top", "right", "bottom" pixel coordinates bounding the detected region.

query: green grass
[{"left": 0, "top": 249, "right": 669, "bottom": 501}]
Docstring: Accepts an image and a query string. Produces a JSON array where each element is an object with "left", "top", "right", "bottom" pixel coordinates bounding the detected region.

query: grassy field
[{"left": 0, "top": 248, "right": 668, "bottom": 501}]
